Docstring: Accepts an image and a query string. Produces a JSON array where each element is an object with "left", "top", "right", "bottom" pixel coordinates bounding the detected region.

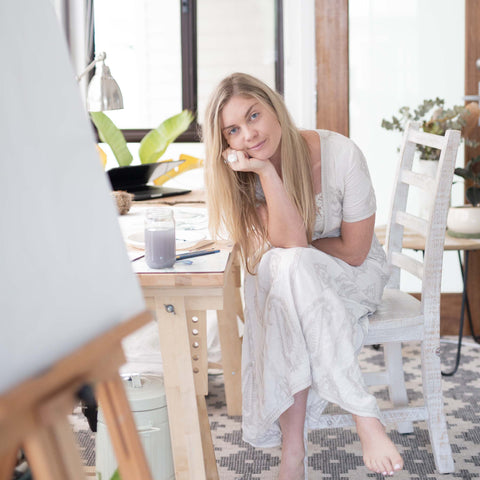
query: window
[{"left": 93, "top": 0, "right": 283, "bottom": 142}]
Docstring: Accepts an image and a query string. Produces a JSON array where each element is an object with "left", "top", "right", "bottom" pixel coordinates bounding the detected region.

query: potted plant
[
  {"left": 382, "top": 99, "right": 479, "bottom": 218},
  {"left": 90, "top": 109, "right": 194, "bottom": 166},
  {"left": 91, "top": 109, "right": 194, "bottom": 214},
  {"left": 447, "top": 155, "right": 480, "bottom": 238}
]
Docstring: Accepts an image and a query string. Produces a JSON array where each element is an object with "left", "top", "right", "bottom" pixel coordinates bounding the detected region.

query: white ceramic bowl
[{"left": 447, "top": 205, "right": 480, "bottom": 237}]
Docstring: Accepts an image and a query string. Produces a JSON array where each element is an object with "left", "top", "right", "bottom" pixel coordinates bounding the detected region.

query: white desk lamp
[{"left": 77, "top": 52, "right": 123, "bottom": 111}]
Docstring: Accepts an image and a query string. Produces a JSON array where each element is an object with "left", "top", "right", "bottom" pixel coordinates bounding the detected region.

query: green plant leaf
[
  {"left": 466, "top": 186, "right": 480, "bottom": 207},
  {"left": 138, "top": 110, "right": 194, "bottom": 164},
  {"left": 90, "top": 112, "right": 133, "bottom": 167},
  {"left": 109, "top": 468, "right": 121, "bottom": 480},
  {"left": 454, "top": 167, "right": 473, "bottom": 180}
]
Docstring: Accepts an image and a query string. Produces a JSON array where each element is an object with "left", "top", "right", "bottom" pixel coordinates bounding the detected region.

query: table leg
[
  {"left": 216, "top": 257, "right": 243, "bottom": 417},
  {"left": 461, "top": 253, "right": 480, "bottom": 343},
  {"left": 442, "top": 250, "right": 469, "bottom": 376},
  {"left": 187, "top": 310, "right": 208, "bottom": 396},
  {"left": 197, "top": 395, "right": 219, "bottom": 480},
  {"left": 153, "top": 294, "right": 217, "bottom": 480}
]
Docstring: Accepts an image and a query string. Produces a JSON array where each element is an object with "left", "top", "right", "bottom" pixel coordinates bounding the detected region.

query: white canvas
[{"left": 0, "top": 0, "right": 145, "bottom": 394}]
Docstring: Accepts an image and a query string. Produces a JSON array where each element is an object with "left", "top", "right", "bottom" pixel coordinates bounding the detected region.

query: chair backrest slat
[
  {"left": 391, "top": 251, "right": 424, "bottom": 279},
  {"left": 400, "top": 169, "right": 436, "bottom": 192},
  {"left": 407, "top": 128, "right": 447, "bottom": 150},
  {"left": 395, "top": 211, "right": 428, "bottom": 237}
]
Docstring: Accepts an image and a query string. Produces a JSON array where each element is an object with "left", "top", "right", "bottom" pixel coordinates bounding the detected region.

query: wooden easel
[{"left": 0, "top": 311, "right": 154, "bottom": 480}]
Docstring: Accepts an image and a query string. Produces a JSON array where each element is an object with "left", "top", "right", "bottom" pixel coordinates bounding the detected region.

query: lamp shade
[{"left": 86, "top": 63, "right": 124, "bottom": 112}]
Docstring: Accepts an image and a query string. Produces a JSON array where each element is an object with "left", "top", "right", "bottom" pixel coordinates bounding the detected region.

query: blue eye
[
  {"left": 251, "top": 112, "right": 259, "bottom": 120},
  {"left": 228, "top": 127, "right": 238, "bottom": 135}
]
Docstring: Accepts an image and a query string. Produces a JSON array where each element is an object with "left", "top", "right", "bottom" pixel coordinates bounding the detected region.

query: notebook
[{"left": 107, "top": 160, "right": 191, "bottom": 201}]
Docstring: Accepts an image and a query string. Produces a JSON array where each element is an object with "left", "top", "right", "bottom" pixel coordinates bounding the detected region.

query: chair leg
[
  {"left": 384, "top": 343, "right": 413, "bottom": 433},
  {"left": 421, "top": 344, "right": 455, "bottom": 474}
]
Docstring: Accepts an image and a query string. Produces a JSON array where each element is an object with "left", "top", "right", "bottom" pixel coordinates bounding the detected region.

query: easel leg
[
  {"left": 97, "top": 374, "right": 153, "bottom": 480},
  {"left": 23, "top": 418, "right": 85, "bottom": 480},
  {"left": 19, "top": 386, "right": 86, "bottom": 480},
  {"left": 0, "top": 312, "right": 154, "bottom": 480},
  {"left": 0, "top": 447, "right": 19, "bottom": 480},
  {"left": 154, "top": 294, "right": 208, "bottom": 480}
]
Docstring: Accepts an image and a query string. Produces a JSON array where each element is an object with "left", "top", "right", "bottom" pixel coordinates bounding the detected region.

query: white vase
[{"left": 447, "top": 205, "right": 480, "bottom": 238}]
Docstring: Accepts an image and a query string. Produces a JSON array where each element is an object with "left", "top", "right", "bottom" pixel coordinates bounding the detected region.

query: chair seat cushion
[{"left": 365, "top": 288, "right": 424, "bottom": 344}]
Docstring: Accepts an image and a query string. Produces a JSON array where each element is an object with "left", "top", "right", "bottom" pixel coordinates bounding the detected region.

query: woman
[{"left": 203, "top": 72, "right": 403, "bottom": 479}]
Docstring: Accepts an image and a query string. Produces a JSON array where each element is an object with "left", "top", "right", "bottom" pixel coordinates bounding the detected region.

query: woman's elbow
[{"left": 348, "top": 250, "right": 369, "bottom": 266}]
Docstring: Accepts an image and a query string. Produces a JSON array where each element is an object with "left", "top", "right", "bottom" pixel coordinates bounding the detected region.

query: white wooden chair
[{"left": 316, "top": 122, "right": 461, "bottom": 474}]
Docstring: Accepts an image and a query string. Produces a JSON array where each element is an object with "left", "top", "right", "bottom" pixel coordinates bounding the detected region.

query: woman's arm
[
  {"left": 312, "top": 214, "right": 375, "bottom": 266},
  {"left": 257, "top": 162, "right": 308, "bottom": 248},
  {"left": 226, "top": 150, "right": 308, "bottom": 247}
]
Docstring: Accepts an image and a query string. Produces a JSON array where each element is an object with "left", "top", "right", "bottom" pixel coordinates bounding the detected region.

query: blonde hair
[{"left": 203, "top": 72, "right": 315, "bottom": 273}]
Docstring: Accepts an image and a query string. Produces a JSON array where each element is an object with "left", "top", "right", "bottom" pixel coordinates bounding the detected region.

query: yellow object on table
[
  {"left": 96, "top": 144, "right": 107, "bottom": 169},
  {"left": 153, "top": 154, "right": 204, "bottom": 185}
]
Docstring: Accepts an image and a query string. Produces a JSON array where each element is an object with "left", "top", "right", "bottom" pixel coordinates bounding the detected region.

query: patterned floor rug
[{"left": 69, "top": 337, "right": 480, "bottom": 479}]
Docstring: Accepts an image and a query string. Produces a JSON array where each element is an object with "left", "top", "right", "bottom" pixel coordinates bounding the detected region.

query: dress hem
[{"left": 243, "top": 379, "right": 312, "bottom": 448}]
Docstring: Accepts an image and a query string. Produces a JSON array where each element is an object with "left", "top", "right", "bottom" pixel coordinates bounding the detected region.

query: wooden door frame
[
  {"left": 315, "top": 0, "right": 349, "bottom": 136},
  {"left": 464, "top": 0, "right": 480, "bottom": 335}
]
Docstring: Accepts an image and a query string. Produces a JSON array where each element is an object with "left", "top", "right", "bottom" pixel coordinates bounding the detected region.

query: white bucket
[{"left": 96, "top": 374, "right": 174, "bottom": 480}]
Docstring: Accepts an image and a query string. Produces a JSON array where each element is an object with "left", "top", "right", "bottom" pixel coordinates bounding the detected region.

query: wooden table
[
  {"left": 120, "top": 201, "right": 243, "bottom": 480},
  {"left": 375, "top": 225, "right": 480, "bottom": 375}
]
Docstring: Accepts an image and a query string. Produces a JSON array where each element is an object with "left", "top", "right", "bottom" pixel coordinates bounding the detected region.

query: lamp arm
[{"left": 76, "top": 52, "right": 107, "bottom": 82}]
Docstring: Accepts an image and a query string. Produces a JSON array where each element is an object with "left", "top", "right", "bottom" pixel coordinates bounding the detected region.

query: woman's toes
[
  {"left": 364, "top": 458, "right": 376, "bottom": 473},
  {"left": 382, "top": 459, "right": 394, "bottom": 475}
]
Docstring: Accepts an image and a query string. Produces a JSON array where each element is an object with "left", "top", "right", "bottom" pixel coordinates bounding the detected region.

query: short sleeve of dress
[{"left": 341, "top": 141, "right": 377, "bottom": 223}]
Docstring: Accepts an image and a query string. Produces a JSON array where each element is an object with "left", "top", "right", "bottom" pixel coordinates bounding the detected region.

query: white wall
[
  {"left": 349, "top": 0, "right": 466, "bottom": 292},
  {"left": 283, "top": 0, "right": 317, "bottom": 129}
]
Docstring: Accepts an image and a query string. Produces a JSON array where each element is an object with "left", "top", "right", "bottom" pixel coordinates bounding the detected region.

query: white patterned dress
[{"left": 242, "top": 130, "right": 390, "bottom": 447}]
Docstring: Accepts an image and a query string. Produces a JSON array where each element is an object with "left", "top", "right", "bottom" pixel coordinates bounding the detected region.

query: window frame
[{"left": 92, "top": 0, "right": 284, "bottom": 142}]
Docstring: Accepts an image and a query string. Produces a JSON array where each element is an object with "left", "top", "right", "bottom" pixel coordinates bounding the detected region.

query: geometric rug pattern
[{"left": 70, "top": 338, "right": 480, "bottom": 479}]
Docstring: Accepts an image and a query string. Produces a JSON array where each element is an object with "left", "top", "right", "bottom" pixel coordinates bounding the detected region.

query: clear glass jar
[{"left": 144, "top": 208, "right": 176, "bottom": 268}]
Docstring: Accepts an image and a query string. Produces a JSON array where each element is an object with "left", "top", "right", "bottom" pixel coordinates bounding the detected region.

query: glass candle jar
[{"left": 144, "top": 208, "right": 176, "bottom": 268}]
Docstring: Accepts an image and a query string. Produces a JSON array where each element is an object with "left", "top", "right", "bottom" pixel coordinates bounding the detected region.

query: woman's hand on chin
[{"left": 222, "top": 148, "right": 270, "bottom": 174}]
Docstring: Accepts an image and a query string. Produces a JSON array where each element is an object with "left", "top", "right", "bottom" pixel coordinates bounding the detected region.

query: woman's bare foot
[{"left": 354, "top": 415, "right": 403, "bottom": 476}]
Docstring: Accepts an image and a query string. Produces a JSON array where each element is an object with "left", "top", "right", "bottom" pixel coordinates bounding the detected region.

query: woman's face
[{"left": 220, "top": 95, "right": 282, "bottom": 161}]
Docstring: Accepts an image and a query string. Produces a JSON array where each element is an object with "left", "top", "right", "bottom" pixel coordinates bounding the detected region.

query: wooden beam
[
  {"left": 464, "top": 0, "right": 480, "bottom": 337},
  {"left": 315, "top": 0, "right": 349, "bottom": 136}
]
